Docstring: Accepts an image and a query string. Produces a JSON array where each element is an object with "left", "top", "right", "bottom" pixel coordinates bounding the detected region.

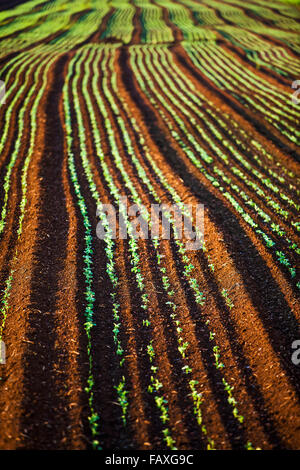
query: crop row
[
  {"left": 100, "top": 1, "right": 135, "bottom": 44},
  {"left": 129, "top": 45, "right": 299, "bottom": 285},
  {"left": 155, "top": 45, "right": 300, "bottom": 211},
  {"left": 103, "top": 43, "right": 257, "bottom": 448},
  {"left": 0, "top": 53, "right": 57, "bottom": 371},
  {"left": 184, "top": 42, "right": 299, "bottom": 145}
]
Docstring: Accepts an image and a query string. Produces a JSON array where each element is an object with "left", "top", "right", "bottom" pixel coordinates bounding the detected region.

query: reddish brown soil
[{"left": 0, "top": 0, "right": 299, "bottom": 451}]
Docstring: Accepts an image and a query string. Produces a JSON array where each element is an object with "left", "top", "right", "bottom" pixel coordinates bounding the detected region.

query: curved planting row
[{"left": 129, "top": 45, "right": 299, "bottom": 287}]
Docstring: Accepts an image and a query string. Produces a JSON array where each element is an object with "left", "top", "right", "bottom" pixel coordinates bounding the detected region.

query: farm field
[{"left": 0, "top": 0, "right": 299, "bottom": 451}]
